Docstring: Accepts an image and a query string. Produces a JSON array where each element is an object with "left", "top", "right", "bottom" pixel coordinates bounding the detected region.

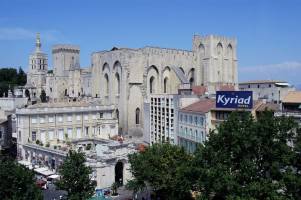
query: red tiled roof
[
  {"left": 218, "top": 85, "right": 235, "bottom": 91},
  {"left": 192, "top": 86, "right": 207, "bottom": 95},
  {"left": 181, "top": 99, "right": 215, "bottom": 114}
]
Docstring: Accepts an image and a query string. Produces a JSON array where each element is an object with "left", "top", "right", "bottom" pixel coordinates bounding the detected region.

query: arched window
[
  {"left": 104, "top": 74, "right": 109, "bottom": 95},
  {"left": 164, "top": 77, "right": 168, "bottom": 93},
  {"left": 116, "top": 109, "right": 119, "bottom": 121},
  {"left": 150, "top": 76, "right": 155, "bottom": 94},
  {"left": 189, "top": 77, "right": 194, "bottom": 86},
  {"left": 135, "top": 108, "right": 140, "bottom": 125},
  {"left": 115, "top": 73, "right": 120, "bottom": 95}
]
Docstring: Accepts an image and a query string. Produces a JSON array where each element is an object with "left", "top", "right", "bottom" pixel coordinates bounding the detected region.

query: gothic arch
[
  {"left": 102, "top": 62, "right": 110, "bottom": 72},
  {"left": 227, "top": 44, "right": 233, "bottom": 58},
  {"left": 162, "top": 66, "right": 171, "bottom": 93},
  {"left": 199, "top": 43, "right": 205, "bottom": 56},
  {"left": 113, "top": 61, "right": 121, "bottom": 71},
  {"left": 216, "top": 42, "right": 223, "bottom": 55},
  {"left": 104, "top": 73, "right": 109, "bottom": 96},
  {"left": 164, "top": 77, "right": 169, "bottom": 93},
  {"left": 179, "top": 67, "right": 185, "bottom": 75},
  {"left": 135, "top": 107, "right": 140, "bottom": 125},
  {"left": 149, "top": 76, "right": 155, "bottom": 94},
  {"left": 188, "top": 68, "right": 195, "bottom": 87},
  {"left": 114, "top": 72, "right": 120, "bottom": 95},
  {"left": 147, "top": 65, "right": 159, "bottom": 95},
  {"left": 147, "top": 65, "right": 159, "bottom": 74}
]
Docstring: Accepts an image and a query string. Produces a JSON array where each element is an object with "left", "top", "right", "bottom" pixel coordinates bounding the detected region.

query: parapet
[{"left": 52, "top": 44, "right": 80, "bottom": 54}]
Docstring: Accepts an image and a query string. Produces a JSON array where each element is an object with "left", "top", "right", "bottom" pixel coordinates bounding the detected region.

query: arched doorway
[{"left": 115, "top": 161, "right": 123, "bottom": 186}]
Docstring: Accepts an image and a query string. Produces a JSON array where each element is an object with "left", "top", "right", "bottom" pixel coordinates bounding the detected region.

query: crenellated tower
[{"left": 192, "top": 35, "right": 238, "bottom": 93}]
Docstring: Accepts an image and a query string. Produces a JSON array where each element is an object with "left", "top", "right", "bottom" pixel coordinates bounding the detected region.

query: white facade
[
  {"left": 239, "top": 80, "right": 295, "bottom": 103},
  {"left": 16, "top": 100, "right": 118, "bottom": 161},
  {"left": 148, "top": 94, "right": 177, "bottom": 144},
  {"left": 177, "top": 111, "right": 208, "bottom": 153}
]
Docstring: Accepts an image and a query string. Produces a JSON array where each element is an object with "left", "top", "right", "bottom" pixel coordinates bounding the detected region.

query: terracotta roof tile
[
  {"left": 192, "top": 86, "right": 207, "bottom": 95},
  {"left": 283, "top": 91, "right": 301, "bottom": 103},
  {"left": 181, "top": 99, "right": 215, "bottom": 114}
]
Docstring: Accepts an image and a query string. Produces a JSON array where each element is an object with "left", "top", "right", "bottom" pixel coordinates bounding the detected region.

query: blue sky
[{"left": 0, "top": 0, "right": 300, "bottom": 86}]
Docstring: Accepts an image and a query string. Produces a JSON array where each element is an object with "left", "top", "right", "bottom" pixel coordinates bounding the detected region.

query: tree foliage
[
  {"left": 194, "top": 111, "right": 301, "bottom": 200},
  {"left": 0, "top": 157, "right": 42, "bottom": 200},
  {"left": 55, "top": 150, "right": 96, "bottom": 200},
  {"left": 128, "top": 143, "right": 194, "bottom": 200},
  {"left": 128, "top": 111, "right": 301, "bottom": 199},
  {"left": 0, "top": 67, "right": 26, "bottom": 97}
]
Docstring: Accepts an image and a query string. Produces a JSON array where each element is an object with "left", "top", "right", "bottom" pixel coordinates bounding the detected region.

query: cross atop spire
[{"left": 36, "top": 32, "right": 41, "bottom": 52}]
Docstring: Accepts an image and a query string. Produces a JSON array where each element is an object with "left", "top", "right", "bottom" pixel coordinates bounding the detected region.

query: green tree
[
  {"left": 193, "top": 111, "right": 301, "bottom": 200},
  {"left": 0, "top": 158, "right": 42, "bottom": 200},
  {"left": 0, "top": 67, "right": 27, "bottom": 97},
  {"left": 55, "top": 150, "right": 96, "bottom": 200},
  {"left": 40, "top": 89, "right": 47, "bottom": 102},
  {"left": 128, "top": 143, "right": 194, "bottom": 200},
  {"left": 17, "top": 67, "right": 27, "bottom": 86}
]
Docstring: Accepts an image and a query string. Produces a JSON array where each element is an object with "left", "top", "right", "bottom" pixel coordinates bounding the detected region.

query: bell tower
[{"left": 26, "top": 33, "right": 48, "bottom": 98}]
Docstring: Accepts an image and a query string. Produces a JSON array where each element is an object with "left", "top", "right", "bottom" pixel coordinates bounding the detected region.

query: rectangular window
[
  {"left": 31, "top": 117, "right": 37, "bottom": 124},
  {"left": 67, "top": 115, "right": 72, "bottom": 122},
  {"left": 184, "top": 115, "right": 187, "bottom": 123},
  {"left": 32, "top": 131, "right": 36, "bottom": 141},
  {"left": 58, "top": 115, "right": 63, "bottom": 122},
  {"left": 76, "top": 128, "right": 81, "bottom": 138},
  {"left": 76, "top": 115, "right": 81, "bottom": 121},
  {"left": 85, "top": 127, "right": 89, "bottom": 137},
  {"left": 99, "top": 112, "right": 103, "bottom": 119},
  {"left": 0, "top": 130, "right": 2, "bottom": 139},
  {"left": 58, "top": 129, "right": 64, "bottom": 140},
  {"left": 67, "top": 128, "right": 73, "bottom": 139},
  {"left": 40, "top": 116, "right": 45, "bottom": 124},
  {"left": 92, "top": 114, "right": 96, "bottom": 120},
  {"left": 180, "top": 114, "right": 183, "bottom": 122},
  {"left": 48, "top": 130, "right": 54, "bottom": 140},
  {"left": 194, "top": 116, "right": 197, "bottom": 125},
  {"left": 84, "top": 114, "right": 88, "bottom": 121},
  {"left": 189, "top": 116, "right": 193, "bottom": 124},
  {"left": 48, "top": 116, "right": 54, "bottom": 123}
]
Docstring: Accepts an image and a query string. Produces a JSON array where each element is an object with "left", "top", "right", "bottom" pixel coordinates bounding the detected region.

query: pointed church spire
[{"left": 36, "top": 32, "right": 41, "bottom": 52}]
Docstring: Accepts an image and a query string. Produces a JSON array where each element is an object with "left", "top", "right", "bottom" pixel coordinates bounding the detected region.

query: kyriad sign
[{"left": 216, "top": 91, "right": 253, "bottom": 109}]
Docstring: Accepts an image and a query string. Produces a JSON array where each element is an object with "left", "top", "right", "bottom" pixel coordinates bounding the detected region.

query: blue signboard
[{"left": 216, "top": 91, "right": 253, "bottom": 109}]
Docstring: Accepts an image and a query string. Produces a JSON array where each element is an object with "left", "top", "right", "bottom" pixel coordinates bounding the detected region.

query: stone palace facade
[{"left": 25, "top": 33, "right": 238, "bottom": 135}]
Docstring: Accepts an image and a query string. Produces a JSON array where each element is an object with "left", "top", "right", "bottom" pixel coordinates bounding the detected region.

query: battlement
[
  {"left": 193, "top": 34, "right": 237, "bottom": 44},
  {"left": 52, "top": 44, "right": 80, "bottom": 54},
  {"left": 142, "top": 46, "right": 195, "bottom": 57}
]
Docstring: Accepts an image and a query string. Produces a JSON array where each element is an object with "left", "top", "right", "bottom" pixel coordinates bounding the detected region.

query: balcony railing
[{"left": 177, "top": 131, "right": 203, "bottom": 143}]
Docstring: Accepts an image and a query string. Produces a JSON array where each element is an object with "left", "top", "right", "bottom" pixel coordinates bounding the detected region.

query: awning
[
  {"left": 18, "top": 160, "right": 31, "bottom": 166},
  {"left": 34, "top": 167, "right": 54, "bottom": 176},
  {"left": 48, "top": 174, "right": 60, "bottom": 179}
]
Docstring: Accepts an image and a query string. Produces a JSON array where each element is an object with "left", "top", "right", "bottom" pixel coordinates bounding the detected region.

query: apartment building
[
  {"left": 178, "top": 99, "right": 214, "bottom": 153},
  {"left": 239, "top": 80, "right": 295, "bottom": 103},
  {"left": 16, "top": 100, "right": 118, "bottom": 170}
]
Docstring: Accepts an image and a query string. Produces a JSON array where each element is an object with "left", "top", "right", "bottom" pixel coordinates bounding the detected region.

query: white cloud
[{"left": 0, "top": 27, "right": 61, "bottom": 41}]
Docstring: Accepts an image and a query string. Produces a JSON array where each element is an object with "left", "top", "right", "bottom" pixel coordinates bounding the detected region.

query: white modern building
[
  {"left": 239, "top": 80, "right": 295, "bottom": 103},
  {"left": 177, "top": 99, "right": 214, "bottom": 153}
]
